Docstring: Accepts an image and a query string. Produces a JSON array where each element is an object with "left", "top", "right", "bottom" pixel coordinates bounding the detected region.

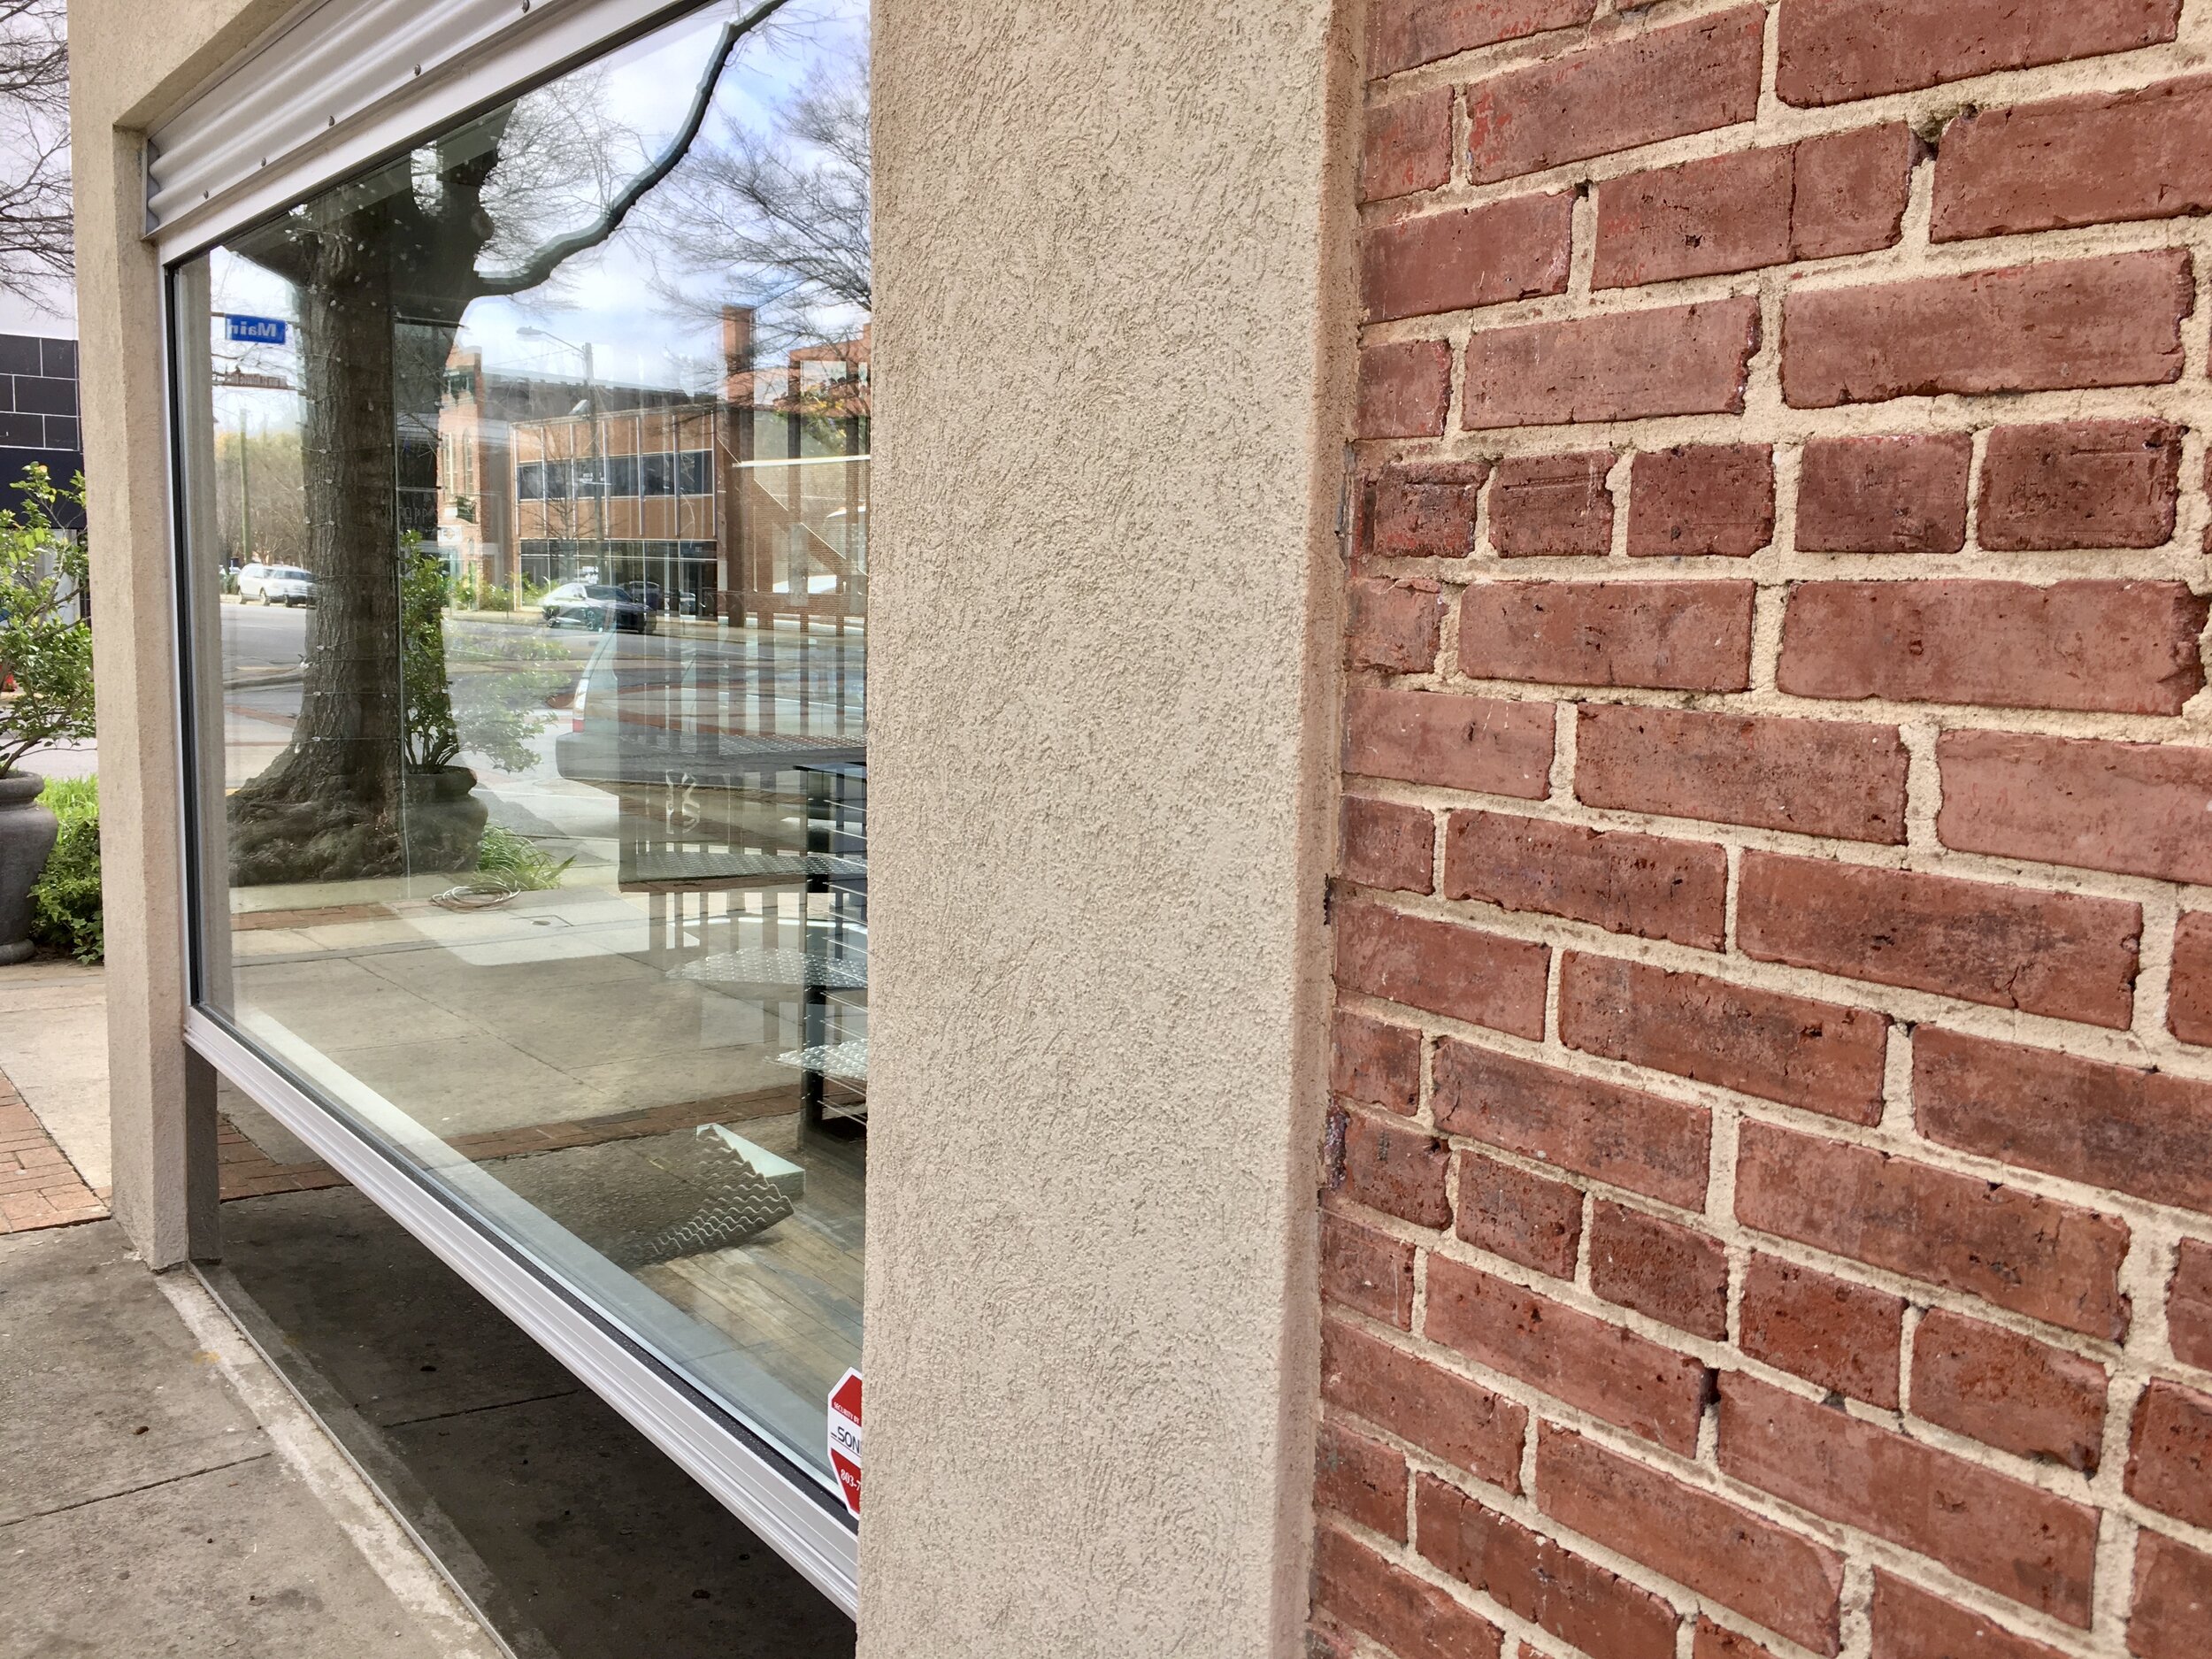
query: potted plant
[{"left": 0, "top": 466, "right": 93, "bottom": 963}]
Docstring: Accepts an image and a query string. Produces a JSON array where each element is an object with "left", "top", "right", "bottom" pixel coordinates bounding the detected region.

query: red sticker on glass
[{"left": 826, "top": 1368, "right": 862, "bottom": 1518}]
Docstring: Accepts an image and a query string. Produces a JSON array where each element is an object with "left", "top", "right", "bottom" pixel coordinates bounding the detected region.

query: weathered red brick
[
  {"left": 1456, "top": 1150, "right": 1584, "bottom": 1278},
  {"left": 2170, "top": 1239, "right": 2212, "bottom": 1370},
  {"left": 1322, "top": 1317, "right": 1530, "bottom": 1490},
  {"left": 1314, "top": 1522, "right": 1503, "bottom": 1659},
  {"left": 1347, "top": 575, "right": 1443, "bottom": 672},
  {"left": 1465, "top": 7, "right": 1764, "bottom": 184},
  {"left": 1561, "top": 950, "right": 1890, "bottom": 1125},
  {"left": 1625, "top": 444, "right": 1774, "bottom": 559},
  {"left": 1588, "top": 1200, "right": 1729, "bottom": 1339},
  {"left": 1417, "top": 1478, "right": 1680, "bottom": 1659},
  {"left": 1740, "top": 852, "right": 2141, "bottom": 1027},
  {"left": 1870, "top": 1572, "right": 2070, "bottom": 1659},
  {"left": 1717, "top": 1372, "right": 2099, "bottom": 1624},
  {"left": 1794, "top": 434, "right": 1971, "bottom": 555},
  {"left": 1915, "top": 1028, "right": 2212, "bottom": 1217},
  {"left": 1578, "top": 706, "right": 1905, "bottom": 849},
  {"left": 1538, "top": 1425, "right": 1846, "bottom": 1655},
  {"left": 1734, "top": 1118, "right": 2132, "bottom": 1340},
  {"left": 1939, "top": 731, "right": 2212, "bottom": 886},
  {"left": 1426, "top": 1256, "right": 1713, "bottom": 1451},
  {"left": 2129, "top": 1381, "right": 2212, "bottom": 1530},
  {"left": 1594, "top": 126, "right": 1909, "bottom": 289},
  {"left": 1740, "top": 1252, "right": 1904, "bottom": 1407},
  {"left": 1778, "top": 580, "right": 2208, "bottom": 716},
  {"left": 1460, "top": 580, "right": 1754, "bottom": 691},
  {"left": 1489, "top": 451, "right": 1614, "bottom": 557},
  {"left": 1465, "top": 297, "right": 1762, "bottom": 428},
  {"left": 1433, "top": 1037, "right": 1712, "bottom": 1210},
  {"left": 1363, "top": 85, "right": 1454, "bottom": 204},
  {"left": 1911, "top": 1309, "right": 2108, "bottom": 1473},
  {"left": 1934, "top": 76, "right": 2212, "bottom": 242},
  {"left": 1335, "top": 899, "right": 1551, "bottom": 1039},
  {"left": 2131, "top": 1530, "right": 2212, "bottom": 1659},
  {"left": 1594, "top": 146, "right": 1793, "bottom": 288},
  {"left": 1776, "top": 0, "right": 2182, "bottom": 107},
  {"left": 1317, "top": 1417, "right": 1410, "bottom": 1540},
  {"left": 1793, "top": 123, "right": 1916, "bottom": 258},
  {"left": 1978, "top": 421, "right": 2183, "bottom": 550},
  {"left": 2171, "top": 915, "right": 2212, "bottom": 1049},
  {"left": 1782, "top": 250, "right": 2193, "bottom": 408},
  {"left": 1364, "top": 195, "right": 1575, "bottom": 323},
  {"left": 1333, "top": 1008, "right": 1422, "bottom": 1115},
  {"left": 1338, "top": 1105, "right": 1453, "bottom": 1228},
  {"left": 1322, "top": 1210, "right": 1417, "bottom": 1327},
  {"left": 1443, "top": 810, "right": 1728, "bottom": 950},
  {"left": 1343, "top": 687, "right": 1555, "bottom": 796},
  {"left": 1360, "top": 339, "right": 1454, "bottom": 438},
  {"left": 1368, "top": 462, "right": 1489, "bottom": 560},
  {"left": 1369, "top": 0, "right": 1599, "bottom": 79},
  {"left": 1342, "top": 795, "right": 1435, "bottom": 895},
  {"left": 1696, "top": 1618, "right": 1780, "bottom": 1659}
]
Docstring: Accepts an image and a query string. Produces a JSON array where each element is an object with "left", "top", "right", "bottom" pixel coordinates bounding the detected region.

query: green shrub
[
  {"left": 29, "top": 774, "right": 101, "bottom": 963},
  {"left": 478, "top": 586, "right": 515, "bottom": 612},
  {"left": 476, "top": 824, "right": 572, "bottom": 891},
  {"left": 0, "top": 466, "right": 95, "bottom": 778}
]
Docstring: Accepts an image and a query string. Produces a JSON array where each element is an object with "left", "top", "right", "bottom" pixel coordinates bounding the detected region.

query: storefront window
[{"left": 173, "top": 0, "right": 871, "bottom": 1503}]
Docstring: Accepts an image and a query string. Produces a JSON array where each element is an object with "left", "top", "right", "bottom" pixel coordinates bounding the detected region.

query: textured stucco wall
[
  {"left": 863, "top": 2, "right": 1356, "bottom": 1653},
  {"left": 71, "top": 0, "right": 303, "bottom": 1266}
]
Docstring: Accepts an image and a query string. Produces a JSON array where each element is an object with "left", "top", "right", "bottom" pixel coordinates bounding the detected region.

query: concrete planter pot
[
  {"left": 403, "top": 764, "right": 490, "bottom": 874},
  {"left": 0, "top": 771, "right": 58, "bottom": 965}
]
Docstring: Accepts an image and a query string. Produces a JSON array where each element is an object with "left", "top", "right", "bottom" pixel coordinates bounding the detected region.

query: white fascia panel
[{"left": 148, "top": 0, "right": 704, "bottom": 258}]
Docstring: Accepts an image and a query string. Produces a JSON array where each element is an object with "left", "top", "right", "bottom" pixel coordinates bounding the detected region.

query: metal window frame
[{"left": 155, "top": 0, "right": 864, "bottom": 1616}]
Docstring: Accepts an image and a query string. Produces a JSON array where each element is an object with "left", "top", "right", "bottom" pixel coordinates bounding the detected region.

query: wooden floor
[{"left": 640, "top": 1110, "right": 865, "bottom": 1411}]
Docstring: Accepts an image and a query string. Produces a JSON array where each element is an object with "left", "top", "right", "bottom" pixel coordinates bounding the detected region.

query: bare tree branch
[
  {"left": 0, "top": 0, "right": 65, "bottom": 111},
  {"left": 640, "top": 42, "right": 869, "bottom": 360},
  {"left": 475, "top": 0, "right": 793, "bottom": 298},
  {"left": 0, "top": 0, "right": 68, "bottom": 297}
]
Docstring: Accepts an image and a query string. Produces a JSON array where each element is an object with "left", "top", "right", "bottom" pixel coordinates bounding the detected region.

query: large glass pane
[{"left": 174, "top": 0, "right": 872, "bottom": 1498}]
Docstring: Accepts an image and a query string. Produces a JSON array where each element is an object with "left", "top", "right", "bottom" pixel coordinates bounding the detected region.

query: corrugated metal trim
[{"left": 146, "top": 0, "right": 703, "bottom": 245}]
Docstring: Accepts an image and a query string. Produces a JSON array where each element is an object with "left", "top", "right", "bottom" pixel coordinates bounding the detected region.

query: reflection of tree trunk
[
  {"left": 219, "top": 6, "right": 769, "bottom": 886},
  {"left": 227, "top": 207, "right": 481, "bottom": 885}
]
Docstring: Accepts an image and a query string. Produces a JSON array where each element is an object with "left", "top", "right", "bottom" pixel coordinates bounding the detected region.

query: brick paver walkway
[
  {"left": 213, "top": 1083, "right": 791, "bottom": 1196},
  {"left": 0, "top": 1073, "right": 106, "bottom": 1233},
  {"left": 3, "top": 1048, "right": 791, "bottom": 1230}
]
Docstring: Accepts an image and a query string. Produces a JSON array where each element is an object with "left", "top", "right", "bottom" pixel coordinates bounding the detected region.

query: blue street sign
[{"left": 226, "top": 314, "right": 288, "bottom": 345}]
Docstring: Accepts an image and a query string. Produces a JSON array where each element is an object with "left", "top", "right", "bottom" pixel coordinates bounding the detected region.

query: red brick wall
[{"left": 1317, "top": 5, "right": 2212, "bottom": 1659}]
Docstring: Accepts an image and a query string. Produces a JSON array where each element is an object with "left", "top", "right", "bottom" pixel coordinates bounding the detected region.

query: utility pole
[
  {"left": 585, "top": 340, "right": 603, "bottom": 575},
  {"left": 237, "top": 409, "right": 252, "bottom": 567}
]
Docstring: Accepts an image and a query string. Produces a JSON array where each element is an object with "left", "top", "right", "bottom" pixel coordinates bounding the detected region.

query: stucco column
[
  {"left": 71, "top": 0, "right": 298, "bottom": 1267},
  {"left": 863, "top": 2, "right": 1357, "bottom": 1652}
]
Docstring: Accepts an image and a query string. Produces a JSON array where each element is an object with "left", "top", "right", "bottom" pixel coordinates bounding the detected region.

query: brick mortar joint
[
  {"left": 1341, "top": 878, "right": 2212, "bottom": 1088},
  {"left": 1322, "top": 1288, "right": 2135, "bottom": 1659}
]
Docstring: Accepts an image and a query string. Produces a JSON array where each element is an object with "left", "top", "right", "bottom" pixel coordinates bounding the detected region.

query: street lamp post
[{"left": 519, "top": 327, "right": 602, "bottom": 587}]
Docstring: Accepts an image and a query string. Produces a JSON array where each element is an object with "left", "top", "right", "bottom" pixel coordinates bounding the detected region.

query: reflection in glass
[{"left": 175, "top": 0, "right": 871, "bottom": 1498}]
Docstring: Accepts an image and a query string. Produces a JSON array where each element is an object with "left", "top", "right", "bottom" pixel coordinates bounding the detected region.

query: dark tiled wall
[{"left": 0, "top": 333, "right": 78, "bottom": 452}]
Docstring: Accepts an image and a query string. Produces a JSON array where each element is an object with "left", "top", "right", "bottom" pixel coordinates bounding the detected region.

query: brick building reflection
[{"left": 429, "top": 303, "right": 868, "bottom": 626}]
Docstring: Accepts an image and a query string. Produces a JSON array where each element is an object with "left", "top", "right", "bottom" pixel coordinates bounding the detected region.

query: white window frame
[{"left": 157, "top": 0, "right": 863, "bottom": 1615}]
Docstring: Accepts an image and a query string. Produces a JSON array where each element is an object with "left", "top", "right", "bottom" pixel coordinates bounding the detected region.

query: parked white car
[{"left": 238, "top": 562, "right": 317, "bottom": 606}]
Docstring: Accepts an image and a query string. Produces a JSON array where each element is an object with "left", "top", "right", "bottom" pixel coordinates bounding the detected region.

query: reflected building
[{"left": 433, "top": 304, "right": 869, "bottom": 624}]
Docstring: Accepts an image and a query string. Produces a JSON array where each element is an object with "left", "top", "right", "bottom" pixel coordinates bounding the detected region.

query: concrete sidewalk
[{"left": 0, "top": 956, "right": 506, "bottom": 1657}]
